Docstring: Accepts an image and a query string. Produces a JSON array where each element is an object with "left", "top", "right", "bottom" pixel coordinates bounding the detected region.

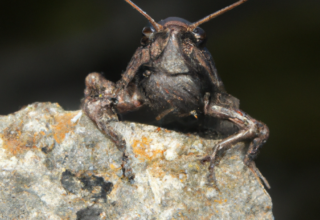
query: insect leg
[
  {"left": 115, "top": 46, "right": 150, "bottom": 91},
  {"left": 82, "top": 72, "right": 146, "bottom": 151},
  {"left": 82, "top": 72, "right": 126, "bottom": 151},
  {"left": 204, "top": 93, "right": 270, "bottom": 188}
]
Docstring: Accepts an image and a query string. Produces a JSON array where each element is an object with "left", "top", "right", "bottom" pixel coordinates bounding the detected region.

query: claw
[
  {"left": 244, "top": 156, "right": 271, "bottom": 189},
  {"left": 201, "top": 145, "right": 219, "bottom": 187}
]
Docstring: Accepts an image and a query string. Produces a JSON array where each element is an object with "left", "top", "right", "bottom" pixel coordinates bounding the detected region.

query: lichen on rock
[{"left": 0, "top": 102, "right": 273, "bottom": 219}]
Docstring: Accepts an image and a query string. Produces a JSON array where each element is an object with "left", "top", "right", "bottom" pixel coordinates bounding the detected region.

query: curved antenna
[
  {"left": 188, "top": 0, "right": 248, "bottom": 31},
  {"left": 125, "top": 0, "right": 163, "bottom": 32}
]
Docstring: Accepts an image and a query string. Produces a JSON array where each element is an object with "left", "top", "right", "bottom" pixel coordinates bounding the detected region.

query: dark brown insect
[{"left": 82, "top": 0, "right": 270, "bottom": 188}]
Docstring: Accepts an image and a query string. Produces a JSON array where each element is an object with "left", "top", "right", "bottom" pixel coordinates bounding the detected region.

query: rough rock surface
[{"left": 0, "top": 103, "right": 273, "bottom": 219}]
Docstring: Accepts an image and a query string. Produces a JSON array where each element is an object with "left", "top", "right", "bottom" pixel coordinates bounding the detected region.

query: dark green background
[{"left": 1, "top": 0, "right": 319, "bottom": 219}]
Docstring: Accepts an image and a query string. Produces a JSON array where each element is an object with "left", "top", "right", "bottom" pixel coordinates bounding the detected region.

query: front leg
[
  {"left": 82, "top": 73, "right": 145, "bottom": 180},
  {"left": 82, "top": 73, "right": 145, "bottom": 151},
  {"left": 82, "top": 72, "right": 126, "bottom": 151},
  {"left": 114, "top": 45, "right": 150, "bottom": 92},
  {"left": 204, "top": 93, "right": 270, "bottom": 189},
  {"left": 82, "top": 44, "right": 149, "bottom": 148}
]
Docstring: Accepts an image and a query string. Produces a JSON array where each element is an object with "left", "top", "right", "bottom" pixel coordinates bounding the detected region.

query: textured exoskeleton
[{"left": 82, "top": 0, "right": 270, "bottom": 188}]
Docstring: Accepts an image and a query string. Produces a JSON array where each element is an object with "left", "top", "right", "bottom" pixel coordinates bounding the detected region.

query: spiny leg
[
  {"left": 82, "top": 72, "right": 145, "bottom": 150},
  {"left": 82, "top": 72, "right": 126, "bottom": 152},
  {"left": 244, "top": 132, "right": 270, "bottom": 189},
  {"left": 82, "top": 72, "right": 145, "bottom": 180},
  {"left": 203, "top": 92, "right": 270, "bottom": 189},
  {"left": 114, "top": 46, "right": 150, "bottom": 92}
]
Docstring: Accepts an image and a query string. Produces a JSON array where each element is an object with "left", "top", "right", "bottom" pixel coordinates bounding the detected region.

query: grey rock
[{"left": 0, "top": 102, "right": 273, "bottom": 219}]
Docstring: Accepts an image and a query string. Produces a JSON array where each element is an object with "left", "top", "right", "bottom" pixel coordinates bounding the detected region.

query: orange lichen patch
[
  {"left": 109, "top": 163, "right": 117, "bottom": 170},
  {"left": 155, "top": 127, "right": 161, "bottom": 132},
  {"left": 214, "top": 199, "right": 227, "bottom": 204},
  {"left": 148, "top": 161, "right": 166, "bottom": 178},
  {"left": 1, "top": 111, "right": 77, "bottom": 156},
  {"left": 1, "top": 134, "right": 35, "bottom": 156},
  {"left": 32, "top": 132, "right": 42, "bottom": 144},
  {"left": 51, "top": 112, "right": 78, "bottom": 144},
  {"left": 1, "top": 122, "right": 37, "bottom": 156},
  {"left": 109, "top": 163, "right": 122, "bottom": 175},
  {"left": 266, "top": 206, "right": 272, "bottom": 210},
  {"left": 131, "top": 136, "right": 165, "bottom": 162}
]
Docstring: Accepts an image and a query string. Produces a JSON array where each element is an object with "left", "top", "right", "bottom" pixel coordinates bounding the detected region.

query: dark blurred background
[{"left": 1, "top": 0, "right": 319, "bottom": 219}]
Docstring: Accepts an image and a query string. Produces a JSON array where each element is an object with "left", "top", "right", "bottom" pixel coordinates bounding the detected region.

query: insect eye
[
  {"left": 141, "top": 26, "right": 155, "bottom": 45},
  {"left": 142, "top": 26, "right": 155, "bottom": 37},
  {"left": 192, "top": 27, "right": 207, "bottom": 47}
]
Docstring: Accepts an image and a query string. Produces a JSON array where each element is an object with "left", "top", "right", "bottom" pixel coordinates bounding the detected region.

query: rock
[{"left": 0, "top": 102, "right": 273, "bottom": 219}]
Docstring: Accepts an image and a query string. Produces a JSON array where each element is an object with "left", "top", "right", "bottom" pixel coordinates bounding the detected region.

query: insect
[{"left": 82, "top": 0, "right": 270, "bottom": 188}]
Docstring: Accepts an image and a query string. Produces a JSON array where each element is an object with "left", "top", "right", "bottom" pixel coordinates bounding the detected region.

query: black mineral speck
[
  {"left": 76, "top": 207, "right": 102, "bottom": 220},
  {"left": 80, "top": 175, "right": 113, "bottom": 202},
  {"left": 61, "top": 170, "right": 79, "bottom": 194}
]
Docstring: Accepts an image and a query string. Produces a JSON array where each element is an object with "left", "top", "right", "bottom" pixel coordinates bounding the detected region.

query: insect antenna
[
  {"left": 188, "top": 0, "right": 248, "bottom": 31},
  {"left": 124, "top": 0, "right": 163, "bottom": 32}
]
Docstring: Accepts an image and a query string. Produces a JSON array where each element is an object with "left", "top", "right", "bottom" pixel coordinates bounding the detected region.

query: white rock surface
[{"left": 0, "top": 103, "right": 273, "bottom": 219}]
